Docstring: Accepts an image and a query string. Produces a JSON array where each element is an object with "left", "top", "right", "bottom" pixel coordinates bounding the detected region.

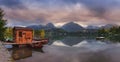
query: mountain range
[
  {"left": 27, "top": 23, "right": 55, "bottom": 30},
  {"left": 27, "top": 22, "right": 118, "bottom": 32}
]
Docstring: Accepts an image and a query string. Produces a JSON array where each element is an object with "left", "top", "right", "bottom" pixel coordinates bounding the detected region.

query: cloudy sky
[{"left": 0, "top": 0, "right": 120, "bottom": 27}]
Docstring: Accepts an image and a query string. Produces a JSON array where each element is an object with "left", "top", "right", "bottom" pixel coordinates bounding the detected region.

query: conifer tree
[{"left": 0, "top": 8, "right": 7, "bottom": 41}]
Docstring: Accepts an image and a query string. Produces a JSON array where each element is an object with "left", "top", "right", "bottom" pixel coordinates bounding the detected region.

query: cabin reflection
[{"left": 12, "top": 47, "right": 32, "bottom": 60}]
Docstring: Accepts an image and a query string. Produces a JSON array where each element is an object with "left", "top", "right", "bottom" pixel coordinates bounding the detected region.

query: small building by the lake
[{"left": 13, "top": 27, "right": 33, "bottom": 44}]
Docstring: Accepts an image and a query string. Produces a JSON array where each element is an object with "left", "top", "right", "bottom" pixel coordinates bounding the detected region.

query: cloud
[
  {"left": 59, "top": 0, "right": 120, "bottom": 17},
  {"left": 79, "top": 0, "right": 120, "bottom": 18},
  {"left": 1, "top": 0, "right": 120, "bottom": 26},
  {"left": 0, "top": 0, "right": 25, "bottom": 9}
]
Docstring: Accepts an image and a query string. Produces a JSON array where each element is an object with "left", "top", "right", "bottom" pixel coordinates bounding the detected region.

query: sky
[{"left": 0, "top": 0, "right": 120, "bottom": 27}]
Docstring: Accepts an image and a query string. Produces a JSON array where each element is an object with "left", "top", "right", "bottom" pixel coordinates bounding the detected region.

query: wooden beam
[{"left": 2, "top": 41, "right": 47, "bottom": 45}]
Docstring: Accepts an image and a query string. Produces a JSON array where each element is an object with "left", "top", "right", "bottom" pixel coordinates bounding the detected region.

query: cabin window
[
  {"left": 19, "top": 32, "right": 22, "bottom": 37},
  {"left": 23, "top": 33, "right": 26, "bottom": 35}
]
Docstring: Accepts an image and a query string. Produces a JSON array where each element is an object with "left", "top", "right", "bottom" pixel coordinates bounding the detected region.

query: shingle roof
[{"left": 13, "top": 27, "right": 33, "bottom": 31}]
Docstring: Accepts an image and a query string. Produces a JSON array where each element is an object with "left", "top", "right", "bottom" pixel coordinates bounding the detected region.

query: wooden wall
[{"left": 14, "top": 30, "right": 33, "bottom": 44}]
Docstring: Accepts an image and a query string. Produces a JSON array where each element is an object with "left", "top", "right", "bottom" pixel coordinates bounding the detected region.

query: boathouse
[{"left": 13, "top": 27, "right": 33, "bottom": 44}]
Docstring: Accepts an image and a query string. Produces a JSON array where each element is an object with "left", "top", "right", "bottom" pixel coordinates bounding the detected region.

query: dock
[
  {"left": 2, "top": 39, "right": 48, "bottom": 48},
  {"left": 3, "top": 40, "right": 48, "bottom": 45},
  {"left": 96, "top": 37, "right": 105, "bottom": 40}
]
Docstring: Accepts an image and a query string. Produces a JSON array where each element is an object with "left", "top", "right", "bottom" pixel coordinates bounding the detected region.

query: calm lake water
[{"left": 5, "top": 36, "right": 120, "bottom": 62}]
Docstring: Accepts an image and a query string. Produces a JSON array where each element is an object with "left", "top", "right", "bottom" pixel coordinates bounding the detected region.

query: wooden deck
[{"left": 2, "top": 40, "right": 48, "bottom": 45}]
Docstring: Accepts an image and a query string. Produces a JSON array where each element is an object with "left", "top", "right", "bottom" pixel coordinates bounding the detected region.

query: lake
[{"left": 6, "top": 36, "right": 120, "bottom": 62}]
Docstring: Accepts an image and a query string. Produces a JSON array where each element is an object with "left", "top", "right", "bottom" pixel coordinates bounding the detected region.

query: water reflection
[
  {"left": 61, "top": 37, "right": 84, "bottom": 46},
  {"left": 49, "top": 37, "right": 90, "bottom": 46},
  {"left": 9, "top": 36, "right": 120, "bottom": 62},
  {"left": 16, "top": 45, "right": 120, "bottom": 62},
  {"left": 12, "top": 47, "right": 32, "bottom": 60},
  {"left": 52, "top": 40, "right": 69, "bottom": 47}
]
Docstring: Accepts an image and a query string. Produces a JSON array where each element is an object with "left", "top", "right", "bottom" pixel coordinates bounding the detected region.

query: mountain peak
[
  {"left": 61, "top": 22, "right": 84, "bottom": 32},
  {"left": 46, "top": 23, "right": 55, "bottom": 27},
  {"left": 45, "top": 23, "right": 55, "bottom": 29},
  {"left": 68, "top": 22, "right": 75, "bottom": 24}
]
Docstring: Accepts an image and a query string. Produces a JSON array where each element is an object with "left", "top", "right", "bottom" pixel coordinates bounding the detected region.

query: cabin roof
[{"left": 13, "top": 27, "right": 33, "bottom": 31}]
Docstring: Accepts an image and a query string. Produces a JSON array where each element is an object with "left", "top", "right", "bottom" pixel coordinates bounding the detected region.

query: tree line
[
  {"left": 98, "top": 26, "right": 120, "bottom": 42},
  {"left": 98, "top": 26, "right": 120, "bottom": 37}
]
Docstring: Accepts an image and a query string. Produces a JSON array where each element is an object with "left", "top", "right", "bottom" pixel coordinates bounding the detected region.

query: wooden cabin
[{"left": 13, "top": 27, "right": 33, "bottom": 44}]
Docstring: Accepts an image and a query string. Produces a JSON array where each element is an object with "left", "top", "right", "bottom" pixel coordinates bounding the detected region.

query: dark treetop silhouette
[{"left": 0, "top": 8, "right": 7, "bottom": 41}]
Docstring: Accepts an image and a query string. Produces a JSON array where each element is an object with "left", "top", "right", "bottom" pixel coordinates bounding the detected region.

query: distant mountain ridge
[
  {"left": 27, "top": 22, "right": 119, "bottom": 32},
  {"left": 86, "top": 25, "right": 99, "bottom": 29},
  {"left": 27, "top": 23, "right": 55, "bottom": 30},
  {"left": 61, "top": 22, "right": 84, "bottom": 32},
  {"left": 27, "top": 25, "right": 44, "bottom": 30},
  {"left": 101, "top": 24, "right": 118, "bottom": 29}
]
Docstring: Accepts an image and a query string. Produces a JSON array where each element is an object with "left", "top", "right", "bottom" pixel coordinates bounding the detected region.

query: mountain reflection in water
[{"left": 8, "top": 37, "right": 120, "bottom": 62}]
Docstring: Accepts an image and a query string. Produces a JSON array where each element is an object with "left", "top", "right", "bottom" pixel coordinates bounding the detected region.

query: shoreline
[{"left": 0, "top": 41, "right": 14, "bottom": 62}]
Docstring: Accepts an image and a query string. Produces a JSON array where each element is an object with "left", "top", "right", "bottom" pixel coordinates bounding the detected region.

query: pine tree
[{"left": 0, "top": 8, "right": 7, "bottom": 41}]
